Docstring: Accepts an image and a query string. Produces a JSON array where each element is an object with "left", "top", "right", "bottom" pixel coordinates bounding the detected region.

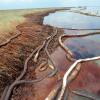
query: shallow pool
[{"left": 43, "top": 10, "right": 100, "bottom": 29}]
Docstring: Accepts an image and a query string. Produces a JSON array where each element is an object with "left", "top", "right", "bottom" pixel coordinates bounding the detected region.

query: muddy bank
[{"left": 0, "top": 9, "right": 64, "bottom": 99}]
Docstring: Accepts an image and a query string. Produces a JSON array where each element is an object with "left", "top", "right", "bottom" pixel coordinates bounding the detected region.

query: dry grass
[{"left": 0, "top": 8, "right": 48, "bottom": 43}]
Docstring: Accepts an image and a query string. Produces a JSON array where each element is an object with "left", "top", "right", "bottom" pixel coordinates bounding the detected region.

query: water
[
  {"left": 84, "top": 6, "right": 100, "bottom": 15},
  {"left": 43, "top": 8, "right": 100, "bottom": 59},
  {"left": 43, "top": 10, "right": 100, "bottom": 29},
  {"left": 66, "top": 34, "right": 100, "bottom": 59}
]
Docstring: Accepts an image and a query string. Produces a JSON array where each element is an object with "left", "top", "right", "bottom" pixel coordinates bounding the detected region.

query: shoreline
[{"left": 0, "top": 8, "right": 100, "bottom": 100}]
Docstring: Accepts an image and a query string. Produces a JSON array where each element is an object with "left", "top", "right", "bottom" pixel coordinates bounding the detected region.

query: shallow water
[
  {"left": 43, "top": 8, "right": 100, "bottom": 59},
  {"left": 43, "top": 9, "right": 100, "bottom": 29}
]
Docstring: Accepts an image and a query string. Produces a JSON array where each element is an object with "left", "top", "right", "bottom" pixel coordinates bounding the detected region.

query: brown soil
[{"left": 0, "top": 9, "right": 64, "bottom": 100}]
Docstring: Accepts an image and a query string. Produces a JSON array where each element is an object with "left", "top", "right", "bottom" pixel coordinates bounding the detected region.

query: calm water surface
[
  {"left": 43, "top": 10, "right": 100, "bottom": 29},
  {"left": 43, "top": 8, "right": 100, "bottom": 59},
  {"left": 66, "top": 34, "right": 100, "bottom": 59}
]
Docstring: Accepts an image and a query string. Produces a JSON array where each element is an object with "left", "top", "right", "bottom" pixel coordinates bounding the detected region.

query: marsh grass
[
  {"left": 0, "top": 8, "right": 47, "bottom": 43},
  {"left": 0, "top": 8, "right": 47, "bottom": 32}
]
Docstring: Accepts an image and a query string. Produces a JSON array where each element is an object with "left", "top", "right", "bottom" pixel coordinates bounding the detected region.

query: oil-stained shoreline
[{"left": 0, "top": 8, "right": 100, "bottom": 100}]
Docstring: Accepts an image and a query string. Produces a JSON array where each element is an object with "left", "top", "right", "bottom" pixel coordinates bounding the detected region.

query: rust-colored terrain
[
  {"left": 0, "top": 9, "right": 100, "bottom": 100},
  {"left": 0, "top": 9, "right": 64, "bottom": 100}
]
